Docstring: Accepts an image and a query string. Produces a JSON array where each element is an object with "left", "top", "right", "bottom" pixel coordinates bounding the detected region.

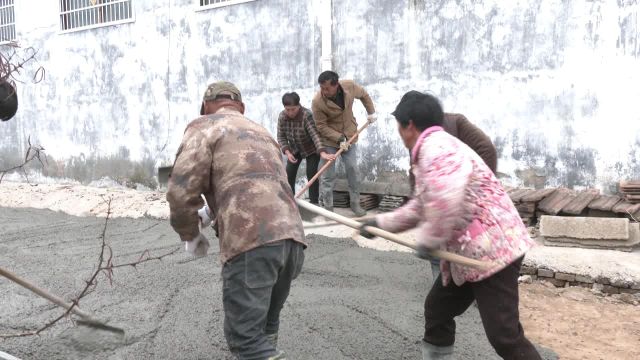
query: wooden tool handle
[
  {"left": 296, "top": 199, "right": 494, "bottom": 271},
  {"left": 0, "top": 266, "right": 93, "bottom": 319},
  {"left": 295, "top": 120, "right": 373, "bottom": 198}
]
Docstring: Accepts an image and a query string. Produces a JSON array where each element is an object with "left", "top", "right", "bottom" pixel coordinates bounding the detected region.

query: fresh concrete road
[{"left": 0, "top": 207, "right": 556, "bottom": 359}]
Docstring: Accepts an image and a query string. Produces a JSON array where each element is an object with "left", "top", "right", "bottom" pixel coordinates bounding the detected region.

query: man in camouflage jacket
[{"left": 167, "top": 81, "right": 306, "bottom": 360}]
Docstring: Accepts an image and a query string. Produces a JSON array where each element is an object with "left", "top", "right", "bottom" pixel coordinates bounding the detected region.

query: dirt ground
[
  {"left": 1, "top": 181, "right": 639, "bottom": 359},
  {"left": 519, "top": 282, "right": 640, "bottom": 360}
]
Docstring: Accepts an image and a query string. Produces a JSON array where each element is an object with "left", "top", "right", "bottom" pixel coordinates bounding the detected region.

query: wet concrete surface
[{"left": 0, "top": 207, "right": 557, "bottom": 359}]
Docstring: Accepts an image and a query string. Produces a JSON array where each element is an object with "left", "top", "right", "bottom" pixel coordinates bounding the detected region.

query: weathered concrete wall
[
  {"left": 0, "top": 0, "right": 322, "bottom": 185},
  {"left": 334, "top": 0, "right": 640, "bottom": 191},
  {"left": 1, "top": 0, "right": 639, "bottom": 191}
]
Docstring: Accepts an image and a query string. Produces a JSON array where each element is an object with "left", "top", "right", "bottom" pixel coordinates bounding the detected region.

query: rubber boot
[
  {"left": 349, "top": 192, "right": 367, "bottom": 217},
  {"left": 266, "top": 332, "right": 278, "bottom": 348},
  {"left": 421, "top": 341, "right": 454, "bottom": 360},
  {"left": 267, "top": 350, "right": 287, "bottom": 360}
]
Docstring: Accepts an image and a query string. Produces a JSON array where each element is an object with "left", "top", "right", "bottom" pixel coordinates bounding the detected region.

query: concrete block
[
  {"left": 575, "top": 274, "right": 594, "bottom": 284},
  {"left": 555, "top": 272, "right": 576, "bottom": 282},
  {"left": 542, "top": 222, "right": 640, "bottom": 250},
  {"left": 611, "top": 279, "right": 632, "bottom": 288},
  {"left": 520, "top": 266, "right": 537, "bottom": 275},
  {"left": 595, "top": 275, "right": 611, "bottom": 285},
  {"left": 547, "top": 278, "right": 566, "bottom": 288},
  {"left": 592, "top": 283, "right": 604, "bottom": 292},
  {"left": 537, "top": 268, "right": 554, "bottom": 278},
  {"left": 539, "top": 215, "right": 629, "bottom": 240},
  {"left": 602, "top": 285, "right": 620, "bottom": 294},
  {"left": 632, "top": 282, "right": 640, "bottom": 290},
  {"left": 619, "top": 288, "right": 640, "bottom": 294}
]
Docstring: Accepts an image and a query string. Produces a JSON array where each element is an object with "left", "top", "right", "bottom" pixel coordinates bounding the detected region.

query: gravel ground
[{"left": 0, "top": 206, "right": 556, "bottom": 359}]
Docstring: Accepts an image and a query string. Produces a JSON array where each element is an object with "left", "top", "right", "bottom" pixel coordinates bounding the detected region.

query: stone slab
[
  {"left": 538, "top": 268, "right": 554, "bottom": 278},
  {"left": 555, "top": 272, "right": 576, "bottom": 282},
  {"left": 539, "top": 215, "right": 629, "bottom": 240}
]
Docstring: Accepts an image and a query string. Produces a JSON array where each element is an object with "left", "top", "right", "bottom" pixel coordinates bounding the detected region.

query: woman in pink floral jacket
[{"left": 360, "top": 92, "right": 541, "bottom": 360}]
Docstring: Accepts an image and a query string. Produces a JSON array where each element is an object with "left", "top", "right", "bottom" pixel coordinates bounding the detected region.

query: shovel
[
  {"left": 0, "top": 266, "right": 125, "bottom": 335},
  {"left": 296, "top": 199, "right": 494, "bottom": 271}
]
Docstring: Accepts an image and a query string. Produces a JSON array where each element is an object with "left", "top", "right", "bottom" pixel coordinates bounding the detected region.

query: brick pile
[{"left": 619, "top": 180, "right": 640, "bottom": 204}]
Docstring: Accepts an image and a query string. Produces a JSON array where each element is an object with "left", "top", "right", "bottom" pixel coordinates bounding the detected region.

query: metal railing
[
  {"left": 59, "top": 0, "right": 134, "bottom": 32},
  {"left": 0, "top": 0, "right": 15, "bottom": 44}
]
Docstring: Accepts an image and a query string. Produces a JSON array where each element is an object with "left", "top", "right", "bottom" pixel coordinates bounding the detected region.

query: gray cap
[{"left": 202, "top": 81, "right": 242, "bottom": 102}]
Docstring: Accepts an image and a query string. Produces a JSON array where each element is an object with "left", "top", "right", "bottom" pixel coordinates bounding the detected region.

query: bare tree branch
[{"left": 0, "top": 43, "right": 46, "bottom": 87}]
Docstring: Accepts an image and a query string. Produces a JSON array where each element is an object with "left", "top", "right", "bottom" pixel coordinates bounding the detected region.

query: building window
[
  {"left": 197, "top": 0, "right": 257, "bottom": 11},
  {"left": 59, "top": 0, "right": 134, "bottom": 32},
  {"left": 0, "top": 0, "right": 16, "bottom": 44}
]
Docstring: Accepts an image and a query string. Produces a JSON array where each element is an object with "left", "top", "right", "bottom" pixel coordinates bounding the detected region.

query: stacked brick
[
  {"left": 506, "top": 187, "right": 640, "bottom": 225},
  {"left": 619, "top": 180, "right": 640, "bottom": 204},
  {"left": 332, "top": 191, "right": 380, "bottom": 210},
  {"left": 520, "top": 264, "right": 640, "bottom": 294}
]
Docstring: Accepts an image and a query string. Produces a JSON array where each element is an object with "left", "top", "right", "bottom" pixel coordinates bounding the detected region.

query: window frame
[
  {"left": 58, "top": 0, "right": 136, "bottom": 34},
  {"left": 0, "top": 0, "right": 16, "bottom": 45},
  {"left": 195, "top": 0, "right": 258, "bottom": 12}
]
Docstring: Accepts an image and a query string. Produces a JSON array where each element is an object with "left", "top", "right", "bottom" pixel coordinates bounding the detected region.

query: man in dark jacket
[{"left": 167, "top": 81, "right": 305, "bottom": 360}]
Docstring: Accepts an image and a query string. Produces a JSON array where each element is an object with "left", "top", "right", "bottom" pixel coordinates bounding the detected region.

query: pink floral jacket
[{"left": 376, "top": 126, "right": 534, "bottom": 286}]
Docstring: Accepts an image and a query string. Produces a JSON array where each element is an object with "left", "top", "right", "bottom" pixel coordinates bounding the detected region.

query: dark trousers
[
  {"left": 424, "top": 256, "right": 542, "bottom": 360},
  {"left": 285, "top": 153, "right": 320, "bottom": 204},
  {"left": 222, "top": 239, "right": 305, "bottom": 360}
]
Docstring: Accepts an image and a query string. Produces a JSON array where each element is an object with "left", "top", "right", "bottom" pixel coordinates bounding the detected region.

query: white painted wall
[{"left": 1, "top": 0, "right": 638, "bottom": 191}]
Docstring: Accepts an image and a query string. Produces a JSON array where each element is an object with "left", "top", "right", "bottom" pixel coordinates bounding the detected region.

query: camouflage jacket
[{"left": 166, "top": 107, "right": 307, "bottom": 263}]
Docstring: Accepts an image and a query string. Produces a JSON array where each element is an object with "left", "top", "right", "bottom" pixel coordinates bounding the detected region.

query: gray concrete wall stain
[{"left": 0, "top": 0, "right": 638, "bottom": 191}]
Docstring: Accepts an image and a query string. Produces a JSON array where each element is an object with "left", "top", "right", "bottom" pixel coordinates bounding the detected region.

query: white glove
[
  {"left": 367, "top": 113, "right": 377, "bottom": 123},
  {"left": 184, "top": 233, "right": 210, "bottom": 257},
  {"left": 198, "top": 205, "right": 213, "bottom": 228},
  {"left": 339, "top": 140, "right": 350, "bottom": 152}
]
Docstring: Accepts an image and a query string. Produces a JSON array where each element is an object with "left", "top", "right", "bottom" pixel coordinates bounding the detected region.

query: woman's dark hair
[
  {"left": 317, "top": 71, "right": 339, "bottom": 85},
  {"left": 392, "top": 91, "right": 444, "bottom": 131},
  {"left": 282, "top": 92, "right": 301, "bottom": 106}
]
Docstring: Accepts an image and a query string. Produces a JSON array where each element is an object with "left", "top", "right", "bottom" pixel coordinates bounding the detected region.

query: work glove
[
  {"left": 358, "top": 219, "right": 378, "bottom": 239},
  {"left": 415, "top": 243, "right": 436, "bottom": 262},
  {"left": 198, "top": 205, "right": 213, "bottom": 228},
  {"left": 366, "top": 113, "right": 378, "bottom": 123},
  {"left": 184, "top": 232, "right": 210, "bottom": 257},
  {"left": 337, "top": 135, "right": 349, "bottom": 152}
]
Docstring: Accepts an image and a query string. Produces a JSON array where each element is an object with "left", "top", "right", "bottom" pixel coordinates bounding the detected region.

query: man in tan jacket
[
  {"left": 167, "top": 81, "right": 305, "bottom": 360},
  {"left": 311, "top": 71, "right": 377, "bottom": 216}
]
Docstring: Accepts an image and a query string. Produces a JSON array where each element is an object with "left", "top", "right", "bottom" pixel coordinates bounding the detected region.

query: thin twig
[{"left": 0, "top": 43, "right": 45, "bottom": 86}]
